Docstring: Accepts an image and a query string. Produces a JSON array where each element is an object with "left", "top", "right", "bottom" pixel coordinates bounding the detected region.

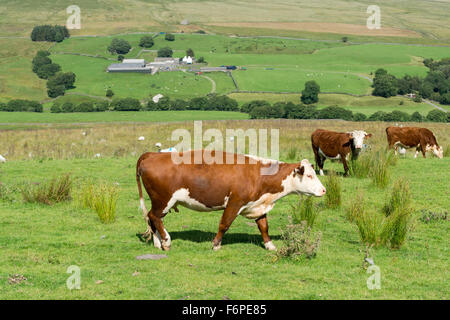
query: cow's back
[
  {"left": 386, "top": 126, "right": 438, "bottom": 148},
  {"left": 137, "top": 150, "right": 289, "bottom": 208},
  {"left": 311, "top": 129, "right": 349, "bottom": 156}
]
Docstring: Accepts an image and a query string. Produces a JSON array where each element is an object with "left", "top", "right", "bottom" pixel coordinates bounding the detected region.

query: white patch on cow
[
  {"left": 163, "top": 188, "right": 228, "bottom": 214},
  {"left": 153, "top": 228, "right": 170, "bottom": 250},
  {"left": 319, "top": 148, "right": 341, "bottom": 160},
  {"left": 238, "top": 160, "right": 325, "bottom": 219},
  {"left": 319, "top": 169, "right": 324, "bottom": 176},
  {"left": 264, "top": 241, "right": 277, "bottom": 251}
]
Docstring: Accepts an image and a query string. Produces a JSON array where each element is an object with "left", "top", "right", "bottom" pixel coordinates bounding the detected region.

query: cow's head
[
  {"left": 347, "top": 130, "right": 372, "bottom": 149},
  {"left": 292, "top": 159, "right": 326, "bottom": 197},
  {"left": 426, "top": 144, "right": 443, "bottom": 159}
]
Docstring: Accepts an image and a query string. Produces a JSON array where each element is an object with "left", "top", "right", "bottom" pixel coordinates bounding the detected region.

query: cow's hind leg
[
  {"left": 148, "top": 208, "right": 171, "bottom": 251},
  {"left": 256, "top": 215, "right": 276, "bottom": 251}
]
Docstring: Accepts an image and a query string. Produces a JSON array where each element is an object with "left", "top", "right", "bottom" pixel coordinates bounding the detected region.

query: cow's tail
[{"left": 136, "top": 158, "right": 148, "bottom": 219}]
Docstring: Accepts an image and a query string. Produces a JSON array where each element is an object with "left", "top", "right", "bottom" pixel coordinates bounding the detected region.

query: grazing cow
[
  {"left": 311, "top": 129, "right": 372, "bottom": 176},
  {"left": 136, "top": 150, "right": 326, "bottom": 251},
  {"left": 386, "top": 127, "right": 443, "bottom": 158}
]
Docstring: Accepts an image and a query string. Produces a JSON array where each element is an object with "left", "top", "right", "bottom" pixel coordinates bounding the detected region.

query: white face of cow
[
  {"left": 348, "top": 130, "right": 372, "bottom": 149},
  {"left": 291, "top": 159, "right": 326, "bottom": 197},
  {"left": 427, "top": 145, "right": 443, "bottom": 159}
]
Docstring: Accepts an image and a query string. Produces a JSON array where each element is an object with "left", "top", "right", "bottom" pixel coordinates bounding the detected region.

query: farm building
[{"left": 107, "top": 59, "right": 153, "bottom": 73}]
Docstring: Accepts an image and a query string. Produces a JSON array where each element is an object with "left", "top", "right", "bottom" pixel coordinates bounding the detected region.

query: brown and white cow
[
  {"left": 311, "top": 129, "right": 372, "bottom": 176},
  {"left": 136, "top": 150, "right": 326, "bottom": 251},
  {"left": 386, "top": 126, "right": 443, "bottom": 158}
]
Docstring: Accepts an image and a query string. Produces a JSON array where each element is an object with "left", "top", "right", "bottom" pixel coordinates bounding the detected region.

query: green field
[{"left": 0, "top": 119, "right": 448, "bottom": 299}]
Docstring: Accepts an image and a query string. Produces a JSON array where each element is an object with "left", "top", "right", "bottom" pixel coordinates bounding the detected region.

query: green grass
[
  {"left": 0, "top": 151, "right": 448, "bottom": 299},
  {"left": 0, "top": 110, "right": 249, "bottom": 125}
]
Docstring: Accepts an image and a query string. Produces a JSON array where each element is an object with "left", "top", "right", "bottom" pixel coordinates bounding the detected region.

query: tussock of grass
[
  {"left": 325, "top": 171, "right": 341, "bottom": 209},
  {"left": 277, "top": 219, "right": 322, "bottom": 260},
  {"left": 382, "top": 178, "right": 411, "bottom": 216},
  {"left": 346, "top": 192, "right": 365, "bottom": 223},
  {"left": 21, "top": 174, "right": 72, "bottom": 205},
  {"left": 444, "top": 146, "right": 450, "bottom": 158},
  {"left": 287, "top": 146, "right": 298, "bottom": 161},
  {"left": 369, "top": 149, "right": 391, "bottom": 188},
  {"left": 78, "top": 182, "right": 118, "bottom": 224},
  {"left": 349, "top": 181, "right": 415, "bottom": 249},
  {"left": 291, "top": 196, "right": 319, "bottom": 228}
]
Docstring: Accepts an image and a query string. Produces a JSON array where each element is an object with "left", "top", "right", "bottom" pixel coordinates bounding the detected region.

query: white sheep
[
  {"left": 138, "top": 136, "right": 145, "bottom": 141},
  {"left": 0, "top": 154, "right": 6, "bottom": 163},
  {"left": 155, "top": 142, "right": 177, "bottom": 153}
]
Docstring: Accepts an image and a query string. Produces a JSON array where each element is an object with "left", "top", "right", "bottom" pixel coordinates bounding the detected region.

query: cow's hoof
[
  {"left": 162, "top": 245, "right": 171, "bottom": 251},
  {"left": 264, "top": 241, "right": 277, "bottom": 251},
  {"left": 212, "top": 244, "right": 222, "bottom": 251}
]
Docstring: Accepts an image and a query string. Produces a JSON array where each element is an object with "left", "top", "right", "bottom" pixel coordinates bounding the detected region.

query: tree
[
  {"left": 342, "top": 37, "right": 348, "bottom": 43},
  {"left": 111, "top": 98, "right": 141, "bottom": 111},
  {"left": 197, "top": 56, "right": 205, "bottom": 63},
  {"left": 317, "top": 106, "right": 353, "bottom": 121},
  {"left": 426, "top": 109, "right": 447, "bottom": 122},
  {"left": 139, "top": 36, "right": 154, "bottom": 48},
  {"left": 157, "top": 47, "right": 173, "bottom": 58},
  {"left": 118, "top": 55, "right": 124, "bottom": 62},
  {"left": 36, "top": 63, "right": 61, "bottom": 79},
  {"left": 368, "top": 111, "right": 387, "bottom": 121},
  {"left": 32, "top": 55, "right": 52, "bottom": 73},
  {"left": 106, "top": 89, "right": 114, "bottom": 98},
  {"left": 353, "top": 113, "right": 367, "bottom": 121},
  {"left": 372, "top": 72, "right": 398, "bottom": 98},
  {"left": 189, "top": 97, "right": 208, "bottom": 110},
  {"left": 50, "top": 103, "right": 62, "bottom": 113},
  {"left": 301, "top": 81, "right": 320, "bottom": 104},
  {"left": 186, "top": 48, "right": 195, "bottom": 57},
  {"left": 241, "top": 100, "right": 270, "bottom": 113},
  {"left": 61, "top": 102, "right": 74, "bottom": 113},
  {"left": 108, "top": 38, "right": 131, "bottom": 55},
  {"left": 75, "top": 102, "right": 94, "bottom": 112},
  {"left": 165, "top": 33, "right": 175, "bottom": 41},
  {"left": 95, "top": 101, "right": 109, "bottom": 112},
  {"left": 411, "top": 111, "right": 423, "bottom": 122},
  {"left": 46, "top": 72, "right": 76, "bottom": 98}
]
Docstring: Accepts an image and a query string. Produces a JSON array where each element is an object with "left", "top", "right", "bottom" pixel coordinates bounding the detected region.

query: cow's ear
[
  {"left": 295, "top": 165, "right": 305, "bottom": 176},
  {"left": 311, "top": 164, "right": 314, "bottom": 169},
  {"left": 366, "top": 133, "right": 373, "bottom": 138}
]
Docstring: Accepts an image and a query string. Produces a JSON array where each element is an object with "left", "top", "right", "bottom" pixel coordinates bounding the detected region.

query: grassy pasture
[
  {"left": 1, "top": 0, "right": 449, "bottom": 42},
  {"left": 0, "top": 119, "right": 448, "bottom": 299}
]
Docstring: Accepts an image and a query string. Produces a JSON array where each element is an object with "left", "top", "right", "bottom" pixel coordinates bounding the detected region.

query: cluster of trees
[
  {"left": 0, "top": 100, "right": 43, "bottom": 112},
  {"left": 146, "top": 95, "right": 239, "bottom": 111},
  {"left": 46, "top": 72, "right": 76, "bottom": 98},
  {"left": 108, "top": 38, "right": 132, "bottom": 55},
  {"left": 372, "top": 58, "right": 450, "bottom": 105},
  {"left": 301, "top": 81, "right": 320, "bottom": 104},
  {"left": 51, "top": 100, "right": 110, "bottom": 113},
  {"left": 31, "top": 25, "right": 70, "bottom": 42},
  {"left": 30, "top": 51, "right": 76, "bottom": 98},
  {"left": 32, "top": 51, "right": 61, "bottom": 79},
  {"left": 244, "top": 100, "right": 448, "bottom": 123}
]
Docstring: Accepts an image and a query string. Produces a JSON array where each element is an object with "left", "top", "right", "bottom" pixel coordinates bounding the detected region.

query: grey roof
[{"left": 108, "top": 63, "right": 146, "bottom": 69}]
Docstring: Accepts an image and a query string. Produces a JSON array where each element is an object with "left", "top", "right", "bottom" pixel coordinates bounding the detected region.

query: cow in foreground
[
  {"left": 386, "top": 126, "right": 443, "bottom": 158},
  {"left": 311, "top": 129, "right": 372, "bottom": 176},
  {"left": 136, "top": 150, "right": 326, "bottom": 251}
]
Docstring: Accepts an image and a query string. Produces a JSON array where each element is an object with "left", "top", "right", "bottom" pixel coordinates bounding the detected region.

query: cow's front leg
[
  {"left": 212, "top": 201, "right": 243, "bottom": 251},
  {"left": 256, "top": 215, "right": 276, "bottom": 251},
  {"left": 341, "top": 154, "right": 350, "bottom": 176}
]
